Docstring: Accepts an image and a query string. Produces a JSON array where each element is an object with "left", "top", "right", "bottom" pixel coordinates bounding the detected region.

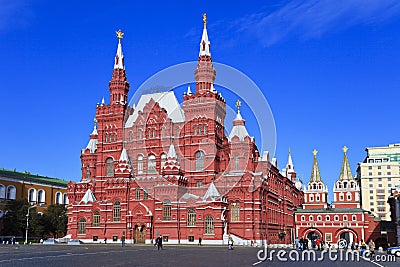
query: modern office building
[{"left": 357, "top": 144, "right": 400, "bottom": 221}]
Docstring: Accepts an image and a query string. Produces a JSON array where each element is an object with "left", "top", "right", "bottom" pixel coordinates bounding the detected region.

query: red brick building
[
  {"left": 295, "top": 148, "right": 394, "bottom": 248},
  {"left": 66, "top": 18, "right": 303, "bottom": 245}
]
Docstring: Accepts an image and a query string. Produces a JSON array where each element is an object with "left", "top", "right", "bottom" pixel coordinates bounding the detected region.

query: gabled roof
[
  {"left": 80, "top": 189, "right": 96, "bottom": 204},
  {"left": 125, "top": 92, "right": 185, "bottom": 128}
]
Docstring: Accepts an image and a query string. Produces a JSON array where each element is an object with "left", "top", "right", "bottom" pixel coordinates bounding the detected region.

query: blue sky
[{"left": 1, "top": 0, "right": 400, "bottom": 201}]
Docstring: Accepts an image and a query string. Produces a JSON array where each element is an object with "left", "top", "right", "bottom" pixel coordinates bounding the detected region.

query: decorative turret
[
  {"left": 162, "top": 144, "right": 186, "bottom": 185},
  {"left": 229, "top": 100, "right": 251, "bottom": 142},
  {"left": 303, "top": 149, "right": 328, "bottom": 209},
  {"left": 109, "top": 30, "right": 130, "bottom": 105},
  {"left": 282, "top": 148, "right": 296, "bottom": 180},
  {"left": 115, "top": 148, "right": 132, "bottom": 178},
  {"left": 194, "top": 13, "right": 216, "bottom": 95},
  {"left": 332, "top": 146, "right": 360, "bottom": 208}
]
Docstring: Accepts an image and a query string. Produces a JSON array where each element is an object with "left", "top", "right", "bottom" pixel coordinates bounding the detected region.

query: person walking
[
  {"left": 198, "top": 237, "right": 202, "bottom": 246},
  {"left": 360, "top": 239, "right": 367, "bottom": 256},
  {"left": 156, "top": 235, "right": 163, "bottom": 250},
  {"left": 368, "top": 240, "right": 375, "bottom": 257},
  {"left": 121, "top": 234, "right": 126, "bottom": 247}
]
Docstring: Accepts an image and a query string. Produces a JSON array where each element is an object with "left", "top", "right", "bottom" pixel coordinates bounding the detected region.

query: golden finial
[
  {"left": 235, "top": 99, "right": 242, "bottom": 112},
  {"left": 313, "top": 149, "right": 318, "bottom": 156},
  {"left": 342, "top": 146, "right": 348, "bottom": 153},
  {"left": 116, "top": 29, "right": 124, "bottom": 39},
  {"left": 203, "top": 13, "right": 207, "bottom": 28}
]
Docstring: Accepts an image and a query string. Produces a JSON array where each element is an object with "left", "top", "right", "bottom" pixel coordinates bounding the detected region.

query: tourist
[
  {"left": 228, "top": 235, "right": 234, "bottom": 250},
  {"left": 121, "top": 234, "right": 125, "bottom": 247},
  {"left": 198, "top": 237, "right": 202, "bottom": 246},
  {"left": 156, "top": 235, "right": 163, "bottom": 250},
  {"left": 368, "top": 240, "right": 375, "bottom": 257},
  {"left": 360, "top": 239, "right": 367, "bottom": 256}
]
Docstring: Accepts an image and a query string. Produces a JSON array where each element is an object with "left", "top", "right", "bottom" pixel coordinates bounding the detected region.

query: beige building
[{"left": 357, "top": 144, "right": 400, "bottom": 221}]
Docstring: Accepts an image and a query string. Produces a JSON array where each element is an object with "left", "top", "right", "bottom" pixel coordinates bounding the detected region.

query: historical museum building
[
  {"left": 295, "top": 148, "right": 396, "bottom": 248},
  {"left": 66, "top": 16, "right": 304, "bottom": 245},
  {"left": 0, "top": 168, "right": 68, "bottom": 235}
]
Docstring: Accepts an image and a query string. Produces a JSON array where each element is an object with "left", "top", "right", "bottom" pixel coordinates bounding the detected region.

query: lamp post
[{"left": 25, "top": 205, "right": 37, "bottom": 244}]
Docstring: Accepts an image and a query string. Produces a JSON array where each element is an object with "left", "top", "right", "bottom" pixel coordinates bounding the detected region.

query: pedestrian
[
  {"left": 198, "top": 237, "right": 202, "bottom": 246},
  {"left": 295, "top": 237, "right": 300, "bottom": 250},
  {"left": 156, "top": 235, "right": 163, "bottom": 250},
  {"left": 316, "top": 239, "right": 321, "bottom": 250},
  {"left": 368, "top": 240, "right": 375, "bottom": 257},
  {"left": 228, "top": 234, "right": 234, "bottom": 250},
  {"left": 121, "top": 234, "right": 126, "bottom": 247},
  {"left": 360, "top": 239, "right": 367, "bottom": 256},
  {"left": 299, "top": 237, "right": 304, "bottom": 250},
  {"left": 104, "top": 237, "right": 107, "bottom": 244}
]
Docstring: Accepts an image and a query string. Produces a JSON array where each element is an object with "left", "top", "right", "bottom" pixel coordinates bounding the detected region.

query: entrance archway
[
  {"left": 134, "top": 225, "right": 146, "bottom": 244},
  {"left": 307, "top": 231, "right": 320, "bottom": 241}
]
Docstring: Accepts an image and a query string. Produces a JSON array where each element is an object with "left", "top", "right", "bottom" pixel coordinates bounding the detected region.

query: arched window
[
  {"left": 309, "top": 215, "right": 314, "bottom": 221},
  {"left": 204, "top": 216, "right": 214, "bottom": 234},
  {"left": 187, "top": 209, "right": 196, "bottom": 226},
  {"left": 148, "top": 155, "right": 156, "bottom": 173},
  {"left": 317, "top": 215, "right": 322, "bottom": 221},
  {"left": 347, "top": 193, "right": 352, "bottom": 200},
  {"left": 38, "top": 190, "right": 45, "bottom": 203},
  {"left": 343, "top": 215, "right": 348, "bottom": 221},
  {"left": 234, "top": 156, "right": 239, "bottom": 171},
  {"left": 139, "top": 129, "right": 143, "bottom": 139},
  {"left": 85, "top": 166, "right": 90, "bottom": 179},
  {"left": 106, "top": 158, "right": 114, "bottom": 177},
  {"left": 137, "top": 155, "right": 143, "bottom": 174},
  {"left": 113, "top": 201, "right": 121, "bottom": 222},
  {"left": 93, "top": 211, "right": 100, "bottom": 227},
  {"left": 301, "top": 215, "right": 305, "bottom": 221},
  {"left": 129, "top": 131, "right": 133, "bottom": 141},
  {"left": 28, "top": 188, "right": 36, "bottom": 203},
  {"left": 63, "top": 193, "right": 69, "bottom": 205},
  {"left": 136, "top": 188, "right": 140, "bottom": 200},
  {"left": 325, "top": 215, "right": 330, "bottom": 221},
  {"left": 6, "top": 186, "right": 16, "bottom": 200},
  {"left": 163, "top": 200, "right": 171, "bottom": 221},
  {"left": 161, "top": 154, "right": 167, "bottom": 167},
  {"left": 195, "top": 151, "right": 205, "bottom": 171},
  {"left": 231, "top": 202, "right": 240, "bottom": 222},
  {"left": 55, "top": 192, "right": 62, "bottom": 204},
  {"left": 334, "top": 215, "right": 339, "bottom": 221},
  {"left": 352, "top": 215, "right": 357, "bottom": 221},
  {"left": 0, "top": 184, "right": 5, "bottom": 199},
  {"left": 78, "top": 218, "right": 86, "bottom": 234}
]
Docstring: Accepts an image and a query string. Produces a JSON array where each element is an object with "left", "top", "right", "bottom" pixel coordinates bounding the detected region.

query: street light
[{"left": 25, "top": 204, "right": 37, "bottom": 244}]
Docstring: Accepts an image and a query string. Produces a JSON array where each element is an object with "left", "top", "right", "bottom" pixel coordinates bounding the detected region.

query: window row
[
  {"left": 0, "top": 184, "right": 16, "bottom": 200},
  {"left": 301, "top": 214, "right": 357, "bottom": 222},
  {"left": 105, "top": 133, "right": 117, "bottom": 143},
  {"left": 28, "top": 189, "right": 68, "bottom": 205}
]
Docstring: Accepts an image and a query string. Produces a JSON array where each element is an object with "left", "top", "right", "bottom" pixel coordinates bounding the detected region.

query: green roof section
[
  {"left": 294, "top": 207, "right": 370, "bottom": 214},
  {"left": 0, "top": 168, "right": 68, "bottom": 186}
]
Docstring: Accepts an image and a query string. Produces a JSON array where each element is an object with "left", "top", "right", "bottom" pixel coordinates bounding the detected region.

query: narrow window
[
  {"left": 195, "top": 151, "right": 205, "bottom": 171},
  {"left": 231, "top": 202, "right": 240, "bottom": 222},
  {"left": 78, "top": 218, "right": 86, "bottom": 234},
  {"left": 113, "top": 201, "right": 121, "bottom": 222},
  {"left": 137, "top": 155, "right": 143, "bottom": 174},
  {"left": 163, "top": 200, "right": 171, "bottom": 221},
  {"left": 93, "top": 211, "right": 100, "bottom": 227},
  {"left": 187, "top": 209, "right": 196, "bottom": 226},
  {"left": 148, "top": 155, "right": 156, "bottom": 173},
  {"left": 204, "top": 216, "right": 214, "bottom": 234},
  {"left": 106, "top": 158, "right": 114, "bottom": 177}
]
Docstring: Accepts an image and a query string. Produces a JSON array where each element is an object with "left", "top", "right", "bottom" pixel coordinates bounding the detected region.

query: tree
[
  {"left": 41, "top": 204, "right": 67, "bottom": 238},
  {"left": 3, "top": 199, "right": 32, "bottom": 236}
]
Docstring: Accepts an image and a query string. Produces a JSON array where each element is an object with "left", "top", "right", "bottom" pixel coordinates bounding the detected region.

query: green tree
[
  {"left": 2, "top": 199, "right": 41, "bottom": 238},
  {"left": 42, "top": 204, "right": 67, "bottom": 238}
]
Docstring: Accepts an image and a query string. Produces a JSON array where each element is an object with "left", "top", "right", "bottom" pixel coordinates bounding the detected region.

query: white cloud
[{"left": 235, "top": 0, "right": 400, "bottom": 46}]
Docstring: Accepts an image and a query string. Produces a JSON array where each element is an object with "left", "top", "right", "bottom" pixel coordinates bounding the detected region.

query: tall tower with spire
[
  {"left": 182, "top": 14, "right": 228, "bottom": 183},
  {"left": 332, "top": 146, "right": 360, "bottom": 208},
  {"left": 282, "top": 148, "right": 296, "bottom": 181},
  {"left": 303, "top": 150, "right": 328, "bottom": 209},
  {"left": 81, "top": 30, "right": 132, "bottom": 193}
]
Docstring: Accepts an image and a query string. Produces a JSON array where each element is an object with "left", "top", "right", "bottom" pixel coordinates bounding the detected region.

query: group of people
[{"left": 296, "top": 237, "right": 326, "bottom": 250}]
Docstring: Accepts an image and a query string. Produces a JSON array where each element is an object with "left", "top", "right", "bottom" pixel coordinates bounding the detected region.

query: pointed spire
[
  {"left": 187, "top": 85, "right": 192, "bottom": 95},
  {"left": 114, "top": 30, "right": 125, "bottom": 70},
  {"left": 91, "top": 118, "right": 98, "bottom": 135},
  {"left": 119, "top": 148, "right": 129, "bottom": 162},
  {"left": 339, "top": 146, "right": 353, "bottom": 180},
  {"left": 210, "top": 83, "right": 217, "bottom": 93},
  {"left": 287, "top": 148, "right": 293, "bottom": 168},
  {"left": 229, "top": 99, "right": 250, "bottom": 141},
  {"left": 101, "top": 97, "right": 105, "bottom": 105},
  {"left": 199, "top": 13, "right": 211, "bottom": 57},
  {"left": 167, "top": 144, "right": 177, "bottom": 159},
  {"left": 310, "top": 149, "right": 323, "bottom": 183}
]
